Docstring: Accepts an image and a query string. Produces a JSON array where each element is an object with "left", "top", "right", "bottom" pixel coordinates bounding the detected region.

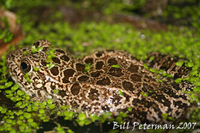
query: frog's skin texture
[{"left": 6, "top": 40, "right": 194, "bottom": 124}]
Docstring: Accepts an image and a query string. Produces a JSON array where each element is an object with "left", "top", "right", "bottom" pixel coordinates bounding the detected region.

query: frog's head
[{"left": 6, "top": 39, "right": 55, "bottom": 99}]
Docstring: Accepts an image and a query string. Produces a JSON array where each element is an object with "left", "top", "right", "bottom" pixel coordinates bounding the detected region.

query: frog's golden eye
[{"left": 21, "top": 59, "right": 31, "bottom": 73}]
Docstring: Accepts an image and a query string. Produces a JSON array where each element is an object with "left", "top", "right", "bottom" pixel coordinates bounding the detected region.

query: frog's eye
[{"left": 21, "top": 59, "right": 31, "bottom": 73}]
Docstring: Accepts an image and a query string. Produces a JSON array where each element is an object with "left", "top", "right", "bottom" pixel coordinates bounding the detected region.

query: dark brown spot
[
  {"left": 34, "top": 41, "right": 40, "bottom": 47},
  {"left": 90, "top": 70, "right": 103, "bottom": 77},
  {"left": 95, "top": 51, "right": 104, "bottom": 57},
  {"left": 81, "top": 104, "right": 89, "bottom": 110},
  {"left": 102, "top": 105, "right": 110, "bottom": 111},
  {"left": 161, "top": 86, "right": 178, "bottom": 98},
  {"left": 52, "top": 57, "right": 60, "bottom": 64},
  {"left": 50, "top": 84, "right": 56, "bottom": 90},
  {"left": 108, "top": 58, "right": 118, "bottom": 66},
  {"left": 96, "top": 61, "right": 104, "bottom": 69},
  {"left": 106, "top": 50, "right": 114, "bottom": 52},
  {"left": 85, "top": 58, "right": 93, "bottom": 65},
  {"left": 134, "top": 83, "right": 142, "bottom": 89},
  {"left": 56, "top": 49, "right": 65, "bottom": 54},
  {"left": 175, "top": 110, "right": 181, "bottom": 116},
  {"left": 71, "top": 83, "right": 81, "bottom": 95},
  {"left": 137, "top": 99, "right": 155, "bottom": 108},
  {"left": 62, "top": 69, "right": 75, "bottom": 83},
  {"left": 131, "top": 55, "right": 137, "bottom": 60},
  {"left": 174, "top": 101, "right": 187, "bottom": 108},
  {"left": 42, "top": 47, "right": 48, "bottom": 51},
  {"left": 122, "top": 81, "right": 135, "bottom": 91},
  {"left": 76, "top": 63, "right": 85, "bottom": 72},
  {"left": 174, "top": 66, "right": 190, "bottom": 78},
  {"left": 111, "top": 92, "right": 121, "bottom": 106},
  {"left": 108, "top": 67, "right": 124, "bottom": 77},
  {"left": 37, "top": 90, "right": 41, "bottom": 97},
  {"left": 60, "top": 55, "right": 70, "bottom": 62},
  {"left": 132, "top": 98, "right": 139, "bottom": 105},
  {"left": 10, "top": 54, "right": 15, "bottom": 58},
  {"left": 96, "top": 77, "right": 111, "bottom": 85},
  {"left": 59, "top": 90, "right": 66, "bottom": 97},
  {"left": 130, "top": 74, "right": 142, "bottom": 82},
  {"left": 144, "top": 75, "right": 155, "bottom": 81},
  {"left": 78, "top": 75, "right": 89, "bottom": 82},
  {"left": 123, "top": 93, "right": 130, "bottom": 102},
  {"left": 41, "top": 60, "right": 47, "bottom": 66},
  {"left": 22, "top": 48, "right": 26, "bottom": 52},
  {"left": 128, "top": 64, "right": 139, "bottom": 73},
  {"left": 70, "top": 101, "right": 78, "bottom": 108},
  {"left": 50, "top": 66, "right": 59, "bottom": 76},
  {"left": 88, "top": 88, "right": 99, "bottom": 100},
  {"left": 142, "top": 83, "right": 153, "bottom": 92},
  {"left": 160, "top": 59, "right": 174, "bottom": 71}
]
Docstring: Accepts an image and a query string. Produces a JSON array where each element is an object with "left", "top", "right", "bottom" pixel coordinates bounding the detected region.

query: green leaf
[
  {"left": 46, "top": 63, "right": 55, "bottom": 69},
  {"left": 193, "top": 87, "right": 200, "bottom": 93},
  {"left": 84, "top": 63, "right": 91, "bottom": 72},
  {"left": 6, "top": 119, "right": 12, "bottom": 123},
  {"left": 141, "top": 92, "right": 148, "bottom": 97},
  {"left": 78, "top": 113, "right": 86, "bottom": 120},
  {"left": 17, "top": 120, "right": 23, "bottom": 125},
  {"left": 149, "top": 68, "right": 155, "bottom": 73},
  {"left": 47, "top": 99, "right": 53, "bottom": 104},
  {"left": 23, "top": 51, "right": 28, "bottom": 55},
  {"left": 67, "top": 129, "right": 74, "bottom": 133},
  {"left": 175, "top": 78, "right": 182, "bottom": 83},
  {"left": 37, "top": 47, "right": 43, "bottom": 52},
  {"left": 17, "top": 90, "right": 24, "bottom": 96},
  {"left": 128, "top": 107, "right": 132, "bottom": 112},
  {"left": 0, "top": 79, "right": 7, "bottom": 83},
  {"left": 149, "top": 56, "right": 154, "bottom": 61},
  {"left": 49, "top": 104, "right": 55, "bottom": 110},
  {"left": 24, "top": 113, "right": 31, "bottom": 119},
  {"left": 15, "top": 110, "right": 24, "bottom": 116},
  {"left": 27, "top": 107, "right": 32, "bottom": 112},
  {"left": 111, "top": 64, "right": 120, "bottom": 68},
  {"left": 116, "top": 116, "right": 123, "bottom": 123},
  {"left": 39, "top": 109, "right": 45, "bottom": 114},
  {"left": 175, "top": 61, "right": 184, "bottom": 66},
  {"left": 90, "top": 114, "right": 99, "bottom": 122},
  {"left": 33, "top": 67, "right": 41, "bottom": 71},
  {"left": 28, "top": 118, "right": 34, "bottom": 123},
  {"left": 0, "top": 85, "right": 5, "bottom": 89},
  {"left": 32, "top": 106, "right": 38, "bottom": 111},
  {"left": 5, "top": 81, "right": 13, "bottom": 88},
  {"left": 143, "top": 63, "right": 149, "bottom": 69},
  {"left": 31, "top": 45, "right": 37, "bottom": 53},
  {"left": 53, "top": 89, "right": 59, "bottom": 94},
  {"left": 162, "top": 113, "right": 168, "bottom": 119},
  {"left": 19, "top": 115, "right": 24, "bottom": 120},
  {"left": 11, "top": 84, "right": 19, "bottom": 91},
  {"left": 5, "top": 90, "right": 12, "bottom": 94},
  {"left": 119, "top": 111, "right": 127, "bottom": 117},
  {"left": 118, "top": 90, "right": 124, "bottom": 96},
  {"left": 186, "top": 62, "right": 194, "bottom": 67},
  {"left": 15, "top": 101, "right": 22, "bottom": 107}
]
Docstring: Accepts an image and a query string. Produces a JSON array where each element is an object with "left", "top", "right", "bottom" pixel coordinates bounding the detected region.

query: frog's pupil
[{"left": 21, "top": 62, "right": 28, "bottom": 70}]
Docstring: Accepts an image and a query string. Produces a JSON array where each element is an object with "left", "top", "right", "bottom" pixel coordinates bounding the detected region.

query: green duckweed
[{"left": 84, "top": 63, "right": 91, "bottom": 72}]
